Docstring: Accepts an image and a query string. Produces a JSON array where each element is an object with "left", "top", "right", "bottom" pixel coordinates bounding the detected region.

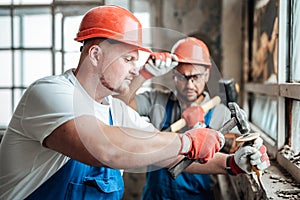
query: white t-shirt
[{"left": 0, "top": 69, "right": 154, "bottom": 200}]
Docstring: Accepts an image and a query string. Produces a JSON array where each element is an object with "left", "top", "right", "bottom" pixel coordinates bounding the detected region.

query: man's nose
[
  {"left": 130, "top": 65, "right": 140, "bottom": 76},
  {"left": 186, "top": 78, "right": 195, "bottom": 87}
]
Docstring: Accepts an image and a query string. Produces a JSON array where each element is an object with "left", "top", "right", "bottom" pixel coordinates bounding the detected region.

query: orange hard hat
[
  {"left": 171, "top": 37, "right": 211, "bottom": 67},
  {"left": 74, "top": 5, "right": 150, "bottom": 52}
]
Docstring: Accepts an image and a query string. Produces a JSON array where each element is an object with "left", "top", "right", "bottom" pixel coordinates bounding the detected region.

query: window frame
[
  {"left": 0, "top": 1, "right": 104, "bottom": 128},
  {"left": 243, "top": 0, "right": 300, "bottom": 182}
]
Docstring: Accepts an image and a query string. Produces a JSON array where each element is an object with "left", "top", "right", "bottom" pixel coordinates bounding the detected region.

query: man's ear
[{"left": 89, "top": 45, "right": 103, "bottom": 66}]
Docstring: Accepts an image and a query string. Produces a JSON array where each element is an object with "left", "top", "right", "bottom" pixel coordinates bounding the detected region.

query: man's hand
[
  {"left": 226, "top": 137, "right": 270, "bottom": 175},
  {"left": 140, "top": 52, "right": 178, "bottom": 79},
  {"left": 179, "top": 128, "right": 221, "bottom": 163},
  {"left": 221, "top": 133, "right": 241, "bottom": 154},
  {"left": 181, "top": 106, "right": 205, "bottom": 128}
]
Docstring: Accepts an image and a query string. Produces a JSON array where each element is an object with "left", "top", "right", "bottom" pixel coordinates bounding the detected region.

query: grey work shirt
[{"left": 135, "top": 90, "right": 238, "bottom": 133}]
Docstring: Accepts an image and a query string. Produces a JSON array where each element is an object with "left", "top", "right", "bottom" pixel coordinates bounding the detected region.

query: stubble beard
[{"left": 115, "top": 83, "right": 130, "bottom": 95}]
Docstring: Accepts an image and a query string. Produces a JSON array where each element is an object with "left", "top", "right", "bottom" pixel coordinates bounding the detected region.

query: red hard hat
[
  {"left": 74, "top": 5, "right": 150, "bottom": 52},
  {"left": 171, "top": 37, "right": 211, "bottom": 67}
]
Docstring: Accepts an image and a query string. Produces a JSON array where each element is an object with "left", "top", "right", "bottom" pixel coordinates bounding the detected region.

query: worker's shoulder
[
  {"left": 137, "top": 89, "right": 172, "bottom": 100},
  {"left": 214, "top": 103, "right": 231, "bottom": 114},
  {"left": 30, "top": 71, "right": 72, "bottom": 88},
  {"left": 140, "top": 88, "right": 171, "bottom": 95},
  {"left": 111, "top": 96, "right": 137, "bottom": 112}
]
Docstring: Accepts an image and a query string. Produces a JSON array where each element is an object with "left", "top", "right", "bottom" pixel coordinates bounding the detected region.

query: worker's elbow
[{"left": 96, "top": 149, "right": 123, "bottom": 169}]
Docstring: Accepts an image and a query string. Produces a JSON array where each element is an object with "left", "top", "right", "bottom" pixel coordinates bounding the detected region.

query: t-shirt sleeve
[
  {"left": 111, "top": 97, "right": 156, "bottom": 132},
  {"left": 20, "top": 79, "right": 76, "bottom": 144}
]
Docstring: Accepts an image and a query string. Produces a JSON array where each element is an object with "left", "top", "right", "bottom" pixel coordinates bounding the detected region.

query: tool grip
[
  {"left": 168, "top": 117, "right": 237, "bottom": 179},
  {"left": 170, "top": 96, "right": 221, "bottom": 132},
  {"left": 237, "top": 134, "right": 266, "bottom": 194},
  {"left": 168, "top": 157, "right": 195, "bottom": 179}
]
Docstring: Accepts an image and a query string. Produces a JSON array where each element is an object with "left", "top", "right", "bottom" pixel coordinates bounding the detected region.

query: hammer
[
  {"left": 170, "top": 96, "right": 221, "bottom": 133},
  {"left": 219, "top": 78, "right": 239, "bottom": 106},
  {"left": 168, "top": 102, "right": 250, "bottom": 179}
]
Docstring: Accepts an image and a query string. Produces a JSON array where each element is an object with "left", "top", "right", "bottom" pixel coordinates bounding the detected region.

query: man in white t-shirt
[{"left": 0, "top": 5, "right": 269, "bottom": 200}]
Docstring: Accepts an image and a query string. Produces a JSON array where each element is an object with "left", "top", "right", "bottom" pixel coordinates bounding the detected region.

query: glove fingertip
[
  {"left": 172, "top": 62, "right": 179, "bottom": 68},
  {"left": 165, "top": 57, "right": 172, "bottom": 67},
  {"left": 171, "top": 54, "right": 178, "bottom": 61},
  {"left": 155, "top": 60, "right": 161, "bottom": 67},
  {"left": 160, "top": 61, "right": 166, "bottom": 68},
  {"left": 147, "top": 59, "right": 154, "bottom": 66}
]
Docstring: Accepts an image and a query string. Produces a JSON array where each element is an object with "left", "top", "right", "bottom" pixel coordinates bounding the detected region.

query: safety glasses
[{"left": 173, "top": 71, "right": 208, "bottom": 83}]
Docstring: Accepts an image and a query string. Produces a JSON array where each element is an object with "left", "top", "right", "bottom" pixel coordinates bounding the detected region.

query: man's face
[
  {"left": 173, "top": 63, "right": 209, "bottom": 103},
  {"left": 100, "top": 42, "right": 140, "bottom": 94}
]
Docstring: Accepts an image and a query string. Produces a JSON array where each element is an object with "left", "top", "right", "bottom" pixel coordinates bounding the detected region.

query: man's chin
[
  {"left": 181, "top": 96, "right": 196, "bottom": 104},
  {"left": 114, "top": 85, "right": 130, "bottom": 95},
  {"left": 185, "top": 94, "right": 197, "bottom": 101}
]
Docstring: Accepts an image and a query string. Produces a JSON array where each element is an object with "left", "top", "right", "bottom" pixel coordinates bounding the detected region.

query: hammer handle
[
  {"left": 170, "top": 96, "right": 221, "bottom": 132},
  {"left": 168, "top": 157, "right": 195, "bottom": 178},
  {"left": 168, "top": 117, "right": 237, "bottom": 179}
]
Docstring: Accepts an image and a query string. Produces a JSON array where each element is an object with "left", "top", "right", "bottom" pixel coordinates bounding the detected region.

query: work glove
[
  {"left": 139, "top": 52, "right": 178, "bottom": 79},
  {"left": 179, "top": 127, "right": 221, "bottom": 163},
  {"left": 181, "top": 106, "right": 205, "bottom": 128},
  {"left": 226, "top": 137, "right": 270, "bottom": 175}
]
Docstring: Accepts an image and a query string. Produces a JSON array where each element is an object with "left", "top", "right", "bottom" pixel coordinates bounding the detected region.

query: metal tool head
[
  {"left": 228, "top": 102, "right": 251, "bottom": 134},
  {"left": 236, "top": 132, "right": 260, "bottom": 142},
  {"left": 219, "top": 78, "right": 238, "bottom": 105}
]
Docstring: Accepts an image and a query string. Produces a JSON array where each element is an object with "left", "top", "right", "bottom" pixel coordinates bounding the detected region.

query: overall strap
[
  {"left": 25, "top": 107, "right": 124, "bottom": 200},
  {"left": 161, "top": 98, "right": 175, "bottom": 131},
  {"left": 204, "top": 108, "right": 214, "bottom": 127},
  {"left": 109, "top": 108, "right": 113, "bottom": 125}
]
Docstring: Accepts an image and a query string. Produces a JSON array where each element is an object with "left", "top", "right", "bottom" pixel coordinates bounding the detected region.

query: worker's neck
[{"left": 73, "top": 68, "right": 111, "bottom": 105}]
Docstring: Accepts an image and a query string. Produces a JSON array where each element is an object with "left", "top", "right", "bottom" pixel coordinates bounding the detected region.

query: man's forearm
[
  {"left": 145, "top": 152, "right": 228, "bottom": 175},
  {"left": 77, "top": 115, "right": 183, "bottom": 169},
  {"left": 184, "top": 152, "right": 228, "bottom": 174},
  {"left": 45, "top": 115, "right": 183, "bottom": 169}
]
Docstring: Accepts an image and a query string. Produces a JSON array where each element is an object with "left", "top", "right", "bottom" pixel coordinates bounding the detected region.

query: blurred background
[{"left": 0, "top": 0, "right": 299, "bottom": 199}]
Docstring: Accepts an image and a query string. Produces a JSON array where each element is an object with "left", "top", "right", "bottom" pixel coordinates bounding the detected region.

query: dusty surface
[
  {"left": 121, "top": 159, "right": 300, "bottom": 200},
  {"left": 258, "top": 161, "right": 300, "bottom": 200},
  {"left": 279, "top": 145, "right": 300, "bottom": 169}
]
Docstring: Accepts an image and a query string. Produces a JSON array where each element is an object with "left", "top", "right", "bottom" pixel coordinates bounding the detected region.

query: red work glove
[
  {"left": 181, "top": 106, "right": 205, "bottom": 128},
  {"left": 226, "top": 137, "right": 270, "bottom": 175},
  {"left": 179, "top": 128, "right": 221, "bottom": 163},
  {"left": 140, "top": 52, "right": 178, "bottom": 79}
]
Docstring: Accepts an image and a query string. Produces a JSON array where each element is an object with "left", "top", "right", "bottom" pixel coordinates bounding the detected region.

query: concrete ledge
[
  {"left": 221, "top": 160, "right": 300, "bottom": 200},
  {"left": 277, "top": 152, "right": 300, "bottom": 183}
]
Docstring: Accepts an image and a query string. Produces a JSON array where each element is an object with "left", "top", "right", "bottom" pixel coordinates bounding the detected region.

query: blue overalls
[
  {"left": 142, "top": 99, "right": 215, "bottom": 200},
  {"left": 26, "top": 110, "right": 124, "bottom": 200}
]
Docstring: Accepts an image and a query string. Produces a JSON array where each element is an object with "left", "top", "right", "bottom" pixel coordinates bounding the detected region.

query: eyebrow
[
  {"left": 173, "top": 70, "right": 207, "bottom": 76},
  {"left": 175, "top": 72, "right": 207, "bottom": 77},
  {"left": 122, "top": 52, "right": 139, "bottom": 61}
]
